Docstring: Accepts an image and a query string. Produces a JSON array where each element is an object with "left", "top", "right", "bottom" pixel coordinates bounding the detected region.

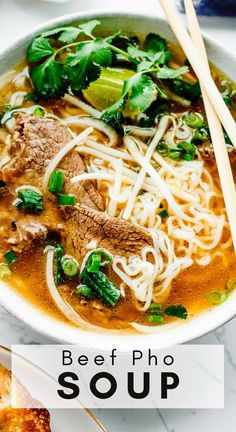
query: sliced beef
[
  {"left": 7, "top": 221, "right": 48, "bottom": 252},
  {"left": 1, "top": 114, "right": 103, "bottom": 211},
  {"left": 61, "top": 206, "right": 153, "bottom": 262}
]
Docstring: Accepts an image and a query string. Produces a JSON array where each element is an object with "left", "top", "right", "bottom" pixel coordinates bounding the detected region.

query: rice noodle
[
  {"left": 65, "top": 116, "right": 118, "bottom": 147},
  {"left": 42, "top": 127, "right": 93, "bottom": 191},
  {"left": 124, "top": 135, "right": 189, "bottom": 220},
  {"left": 123, "top": 116, "right": 169, "bottom": 220},
  {"left": 10, "top": 91, "right": 27, "bottom": 107},
  {"left": 63, "top": 94, "right": 101, "bottom": 117},
  {"left": 108, "top": 159, "right": 123, "bottom": 217},
  {"left": 124, "top": 125, "right": 155, "bottom": 137},
  {"left": 15, "top": 185, "right": 42, "bottom": 195}
]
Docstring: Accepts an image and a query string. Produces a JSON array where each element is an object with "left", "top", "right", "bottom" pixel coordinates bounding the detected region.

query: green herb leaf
[
  {"left": 145, "top": 33, "right": 168, "bottom": 54},
  {"left": 18, "top": 189, "right": 43, "bottom": 213},
  {"left": 171, "top": 79, "right": 201, "bottom": 102},
  {"left": 67, "top": 39, "right": 112, "bottom": 91},
  {"left": 27, "top": 37, "right": 55, "bottom": 62},
  {"left": 42, "top": 26, "right": 82, "bottom": 44},
  {"left": 30, "top": 59, "right": 68, "bottom": 99},
  {"left": 55, "top": 243, "right": 64, "bottom": 285},
  {"left": 79, "top": 19, "right": 101, "bottom": 37},
  {"left": 164, "top": 304, "right": 188, "bottom": 320},
  {"left": 145, "top": 33, "right": 171, "bottom": 64},
  {"left": 4, "top": 250, "right": 17, "bottom": 265},
  {"left": 101, "top": 109, "right": 124, "bottom": 135},
  {"left": 156, "top": 66, "right": 188, "bottom": 80},
  {"left": 125, "top": 73, "right": 157, "bottom": 112}
]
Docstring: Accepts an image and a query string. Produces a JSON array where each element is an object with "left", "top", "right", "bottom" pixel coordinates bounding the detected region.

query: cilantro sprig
[
  {"left": 27, "top": 20, "right": 189, "bottom": 128},
  {"left": 147, "top": 303, "right": 188, "bottom": 324}
]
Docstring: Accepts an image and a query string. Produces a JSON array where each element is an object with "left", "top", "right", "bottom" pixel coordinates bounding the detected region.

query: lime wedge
[{"left": 83, "top": 67, "right": 135, "bottom": 111}]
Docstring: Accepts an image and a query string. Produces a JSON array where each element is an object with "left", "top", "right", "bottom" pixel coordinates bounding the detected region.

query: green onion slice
[
  {"left": 55, "top": 243, "right": 64, "bottom": 285},
  {"left": 0, "top": 263, "right": 12, "bottom": 280},
  {"left": 74, "top": 285, "right": 94, "bottom": 299},
  {"left": 48, "top": 171, "right": 64, "bottom": 194},
  {"left": 177, "top": 141, "right": 196, "bottom": 155},
  {"left": 85, "top": 249, "right": 113, "bottom": 273},
  {"left": 206, "top": 290, "right": 227, "bottom": 305},
  {"left": 57, "top": 194, "right": 76, "bottom": 206},
  {"left": 148, "top": 314, "right": 165, "bottom": 324},
  {"left": 4, "top": 250, "right": 17, "bottom": 265},
  {"left": 61, "top": 256, "right": 79, "bottom": 277},
  {"left": 183, "top": 111, "right": 204, "bottom": 129},
  {"left": 34, "top": 107, "right": 45, "bottom": 117},
  {"left": 18, "top": 189, "right": 43, "bottom": 213}
]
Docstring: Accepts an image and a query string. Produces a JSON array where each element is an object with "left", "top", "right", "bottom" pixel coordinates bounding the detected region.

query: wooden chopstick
[
  {"left": 183, "top": 0, "right": 236, "bottom": 252},
  {"left": 160, "top": 0, "right": 236, "bottom": 252},
  {"left": 159, "top": 0, "right": 236, "bottom": 150}
]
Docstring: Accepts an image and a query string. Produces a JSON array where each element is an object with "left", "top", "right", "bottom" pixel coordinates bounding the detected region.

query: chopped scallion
[
  {"left": 86, "top": 253, "right": 101, "bottom": 273},
  {"left": 34, "top": 107, "right": 45, "bottom": 117},
  {"left": 48, "top": 171, "right": 64, "bottom": 194},
  {"left": 4, "top": 250, "right": 17, "bottom": 265},
  {"left": 177, "top": 141, "right": 196, "bottom": 155},
  {"left": 86, "top": 249, "right": 113, "bottom": 273},
  {"left": 62, "top": 257, "right": 79, "bottom": 277},
  {"left": 206, "top": 290, "right": 227, "bottom": 305},
  {"left": 18, "top": 189, "right": 43, "bottom": 213},
  {"left": 55, "top": 243, "right": 64, "bottom": 285},
  {"left": 183, "top": 153, "right": 194, "bottom": 161},
  {"left": 183, "top": 111, "right": 204, "bottom": 129},
  {"left": 148, "top": 314, "right": 164, "bottom": 324},
  {"left": 80, "top": 268, "right": 120, "bottom": 307},
  {"left": 0, "top": 263, "right": 11, "bottom": 280},
  {"left": 57, "top": 194, "right": 76, "bottom": 206},
  {"left": 74, "top": 285, "right": 94, "bottom": 299},
  {"left": 168, "top": 148, "right": 182, "bottom": 160}
]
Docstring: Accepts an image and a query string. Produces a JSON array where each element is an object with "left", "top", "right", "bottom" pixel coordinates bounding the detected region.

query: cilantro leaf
[
  {"left": 30, "top": 59, "right": 68, "bottom": 99},
  {"left": 27, "top": 37, "right": 55, "bottom": 62},
  {"left": 145, "top": 33, "right": 171, "bottom": 64},
  {"left": 127, "top": 46, "right": 151, "bottom": 62},
  {"left": 79, "top": 19, "right": 101, "bottom": 37},
  {"left": 164, "top": 305, "right": 188, "bottom": 320},
  {"left": 42, "top": 20, "right": 100, "bottom": 42},
  {"left": 124, "top": 74, "right": 157, "bottom": 112},
  {"left": 101, "top": 110, "right": 124, "bottom": 135},
  {"left": 67, "top": 39, "right": 112, "bottom": 91},
  {"left": 41, "top": 26, "right": 82, "bottom": 44},
  {"left": 145, "top": 33, "right": 168, "bottom": 54},
  {"left": 156, "top": 65, "right": 188, "bottom": 80},
  {"left": 171, "top": 79, "right": 201, "bottom": 102}
]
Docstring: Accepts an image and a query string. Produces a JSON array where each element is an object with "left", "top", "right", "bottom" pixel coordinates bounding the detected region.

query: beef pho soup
[{"left": 0, "top": 20, "right": 236, "bottom": 333}]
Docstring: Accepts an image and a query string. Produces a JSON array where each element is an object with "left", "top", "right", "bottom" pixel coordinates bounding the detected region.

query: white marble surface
[{"left": 1, "top": 0, "right": 236, "bottom": 430}]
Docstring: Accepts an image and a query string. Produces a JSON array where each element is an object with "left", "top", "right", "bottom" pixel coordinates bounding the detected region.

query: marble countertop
[{"left": 1, "top": 1, "right": 236, "bottom": 430}]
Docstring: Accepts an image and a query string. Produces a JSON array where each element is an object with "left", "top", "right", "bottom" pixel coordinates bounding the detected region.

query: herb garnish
[
  {"left": 148, "top": 303, "right": 188, "bottom": 324},
  {"left": 27, "top": 20, "right": 189, "bottom": 131}
]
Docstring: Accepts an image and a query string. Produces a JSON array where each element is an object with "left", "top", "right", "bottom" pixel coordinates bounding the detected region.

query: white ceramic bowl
[{"left": 0, "top": 11, "right": 236, "bottom": 350}]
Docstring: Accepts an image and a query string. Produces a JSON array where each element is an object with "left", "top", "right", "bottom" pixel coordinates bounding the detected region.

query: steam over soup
[{"left": 0, "top": 21, "right": 236, "bottom": 332}]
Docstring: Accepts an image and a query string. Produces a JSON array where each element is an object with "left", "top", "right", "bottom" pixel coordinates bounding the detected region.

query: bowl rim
[{"left": 0, "top": 9, "right": 235, "bottom": 350}]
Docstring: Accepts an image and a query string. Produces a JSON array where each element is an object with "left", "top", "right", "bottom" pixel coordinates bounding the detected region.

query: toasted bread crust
[{"left": 0, "top": 364, "right": 51, "bottom": 431}]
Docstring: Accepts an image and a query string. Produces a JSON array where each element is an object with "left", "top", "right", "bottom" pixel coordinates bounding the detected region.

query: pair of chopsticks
[{"left": 159, "top": 0, "right": 236, "bottom": 253}]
